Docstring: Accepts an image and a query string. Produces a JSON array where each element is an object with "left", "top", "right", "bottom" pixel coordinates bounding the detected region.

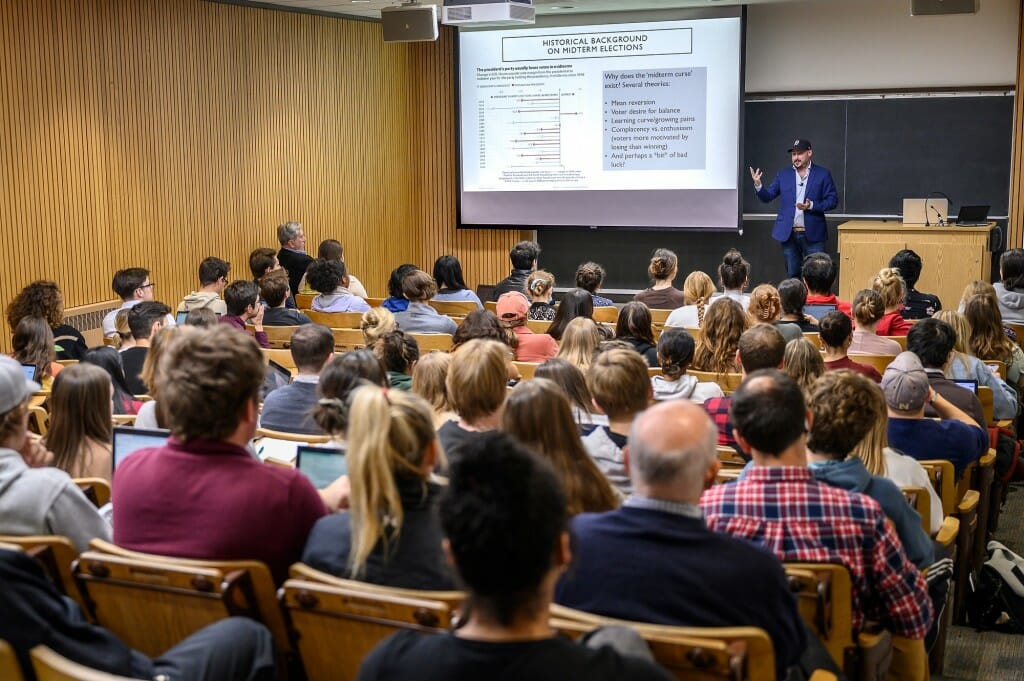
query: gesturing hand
[
  {"left": 748, "top": 166, "right": 763, "bottom": 186},
  {"left": 796, "top": 200, "right": 811, "bottom": 211}
]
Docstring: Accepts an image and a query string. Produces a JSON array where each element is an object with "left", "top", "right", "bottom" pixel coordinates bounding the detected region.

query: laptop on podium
[{"left": 955, "top": 205, "right": 990, "bottom": 227}]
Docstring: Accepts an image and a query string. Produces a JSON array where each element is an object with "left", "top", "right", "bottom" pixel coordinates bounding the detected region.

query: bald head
[{"left": 628, "top": 400, "right": 718, "bottom": 503}]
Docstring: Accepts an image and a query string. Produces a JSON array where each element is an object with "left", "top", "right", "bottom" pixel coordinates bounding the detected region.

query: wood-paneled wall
[
  {"left": 0, "top": 0, "right": 527, "bottom": 350},
  {"left": 1011, "top": 0, "right": 1024, "bottom": 250}
]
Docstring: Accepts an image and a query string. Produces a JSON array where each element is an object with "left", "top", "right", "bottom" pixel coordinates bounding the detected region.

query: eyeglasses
[{"left": 138, "top": 282, "right": 155, "bottom": 290}]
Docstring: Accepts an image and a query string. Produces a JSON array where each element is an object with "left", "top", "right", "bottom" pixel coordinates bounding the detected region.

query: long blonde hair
[
  {"left": 556, "top": 317, "right": 601, "bottom": 373},
  {"left": 964, "top": 294, "right": 1016, "bottom": 364},
  {"left": 345, "top": 386, "right": 436, "bottom": 578},
  {"left": 361, "top": 307, "right": 396, "bottom": 345},
  {"left": 850, "top": 382, "right": 889, "bottom": 477},
  {"left": 933, "top": 309, "right": 973, "bottom": 375},
  {"left": 693, "top": 298, "right": 749, "bottom": 374},
  {"left": 682, "top": 271, "right": 715, "bottom": 326},
  {"left": 783, "top": 338, "right": 825, "bottom": 400}
]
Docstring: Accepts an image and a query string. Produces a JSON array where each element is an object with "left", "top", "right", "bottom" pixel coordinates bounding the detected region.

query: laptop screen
[
  {"left": 803, "top": 304, "right": 837, "bottom": 321},
  {"left": 175, "top": 311, "right": 188, "bottom": 325},
  {"left": 952, "top": 379, "right": 978, "bottom": 394},
  {"left": 112, "top": 426, "right": 170, "bottom": 474},
  {"left": 260, "top": 360, "right": 292, "bottom": 401},
  {"left": 955, "top": 205, "right": 990, "bottom": 224},
  {"left": 21, "top": 364, "right": 37, "bottom": 383},
  {"left": 295, "top": 446, "right": 346, "bottom": 489}
]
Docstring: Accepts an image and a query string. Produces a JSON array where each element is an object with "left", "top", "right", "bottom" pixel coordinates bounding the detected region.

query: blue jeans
[{"left": 781, "top": 232, "right": 825, "bottom": 279}]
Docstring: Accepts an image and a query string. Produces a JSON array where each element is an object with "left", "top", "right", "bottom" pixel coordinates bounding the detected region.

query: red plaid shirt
[
  {"left": 700, "top": 466, "right": 933, "bottom": 639},
  {"left": 703, "top": 396, "right": 747, "bottom": 459}
]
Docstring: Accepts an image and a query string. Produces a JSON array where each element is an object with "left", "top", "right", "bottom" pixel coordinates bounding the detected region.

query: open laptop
[
  {"left": 21, "top": 364, "right": 37, "bottom": 383},
  {"left": 111, "top": 426, "right": 170, "bottom": 475},
  {"left": 175, "top": 310, "right": 188, "bottom": 324},
  {"left": 803, "top": 303, "right": 837, "bottom": 321},
  {"left": 260, "top": 359, "right": 292, "bottom": 401},
  {"left": 955, "top": 205, "right": 990, "bottom": 227},
  {"left": 952, "top": 379, "right": 978, "bottom": 394},
  {"left": 295, "top": 446, "right": 346, "bottom": 489}
]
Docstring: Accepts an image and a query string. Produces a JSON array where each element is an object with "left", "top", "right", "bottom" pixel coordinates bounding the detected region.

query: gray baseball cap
[
  {"left": 880, "top": 351, "right": 930, "bottom": 412},
  {"left": 0, "top": 355, "right": 40, "bottom": 414}
]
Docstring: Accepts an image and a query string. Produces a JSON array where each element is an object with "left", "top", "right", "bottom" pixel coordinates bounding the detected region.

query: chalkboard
[{"left": 744, "top": 95, "right": 1013, "bottom": 216}]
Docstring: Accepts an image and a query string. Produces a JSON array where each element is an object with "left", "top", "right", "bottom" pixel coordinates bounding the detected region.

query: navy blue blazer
[{"left": 755, "top": 163, "right": 838, "bottom": 243}]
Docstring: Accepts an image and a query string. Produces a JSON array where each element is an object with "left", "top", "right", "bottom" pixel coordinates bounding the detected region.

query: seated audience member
[
  {"left": 503, "top": 379, "right": 620, "bottom": 515},
  {"left": 372, "top": 330, "right": 419, "bottom": 391},
  {"left": 260, "top": 324, "right": 334, "bottom": 434},
  {"left": 748, "top": 284, "right": 801, "bottom": 343},
  {"left": 0, "top": 549, "right": 275, "bottom": 681},
  {"left": 313, "top": 349, "right": 389, "bottom": 451},
  {"left": 963, "top": 293, "right": 1024, "bottom": 389},
  {"left": 300, "top": 239, "right": 368, "bottom": 298},
  {"left": 11, "top": 316, "right": 63, "bottom": 390},
  {"left": 251, "top": 246, "right": 297, "bottom": 310},
  {"left": 45, "top": 363, "right": 113, "bottom": 483},
  {"left": 703, "top": 324, "right": 786, "bottom": 458},
  {"left": 853, "top": 380, "right": 944, "bottom": 534},
  {"left": 614, "top": 302, "right": 659, "bottom": 367},
  {"left": 113, "top": 326, "right": 330, "bottom": 583},
  {"left": 582, "top": 348, "right": 650, "bottom": 495},
  {"left": 184, "top": 307, "right": 217, "bottom": 327},
  {"left": 357, "top": 432, "right": 674, "bottom": 681},
  {"left": 651, "top": 328, "right": 722, "bottom": 403},
  {"left": 451, "top": 309, "right": 513, "bottom": 352},
  {"left": 259, "top": 269, "right": 311, "bottom": 326},
  {"left": 634, "top": 248, "right": 685, "bottom": 309},
  {"left": 576, "top": 261, "right": 614, "bottom": 307},
  {"left": 526, "top": 270, "right": 557, "bottom": 321},
  {"left": 432, "top": 255, "right": 483, "bottom": 308},
  {"left": 361, "top": 307, "right": 397, "bottom": 346},
  {"left": 492, "top": 240, "right": 540, "bottom": 300},
  {"left": 806, "top": 370, "right": 934, "bottom": 568},
  {"left": 557, "top": 317, "right": 602, "bottom": 374},
  {"left": 497, "top": 292, "right": 557, "bottom": 362},
  {"left": 777, "top": 278, "right": 818, "bottom": 331},
  {"left": 219, "top": 280, "right": 269, "bottom": 349},
  {"left": 128, "top": 327, "right": 186, "bottom": 430},
  {"left": 701, "top": 370, "right": 934, "bottom": 669},
  {"left": 6, "top": 280, "right": 88, "bottom": 360},
  {"left": 993, "top": 248, "right": 1024, "bottom": 324},
  {"left": 664, "top": 270, "right": 716, "bottom": 328},
  {"left": 276, "top": 220, "right": 313, "bottom": 297},
  {"left": 412, "top": 351, "right": 456, "bottom": 428},
  {"left": 394, "top": 270, "right": 457, "bottom": 334},
  {"left": 692, "top": 297, "right": 749, "bottom": 374},
  {"left": 121, "top": 301, "right": 172, "bottom": 394},
  {"left": 819, "top": 310, "right": 882, "bottom": 382},
  {"left": 934, "top": 309, "right": 1018, "bottom": 421},
  {"left": 716, "top": 249, "right": 750, "bottom": 308},
  {"left": 547, "top": 288, "right": 595, "bottom": 341},
  {"left": 112, "top": 309, "right": 134, "bottom": 349},
  {"left": 382, "top": 264, "right": 417, "bottom": 313},
  {"left": 783, "top": 337, "right": 825, "bottom": 401},
  {"left": 438, "top": 339, "right": 509, "bottom": 458},
  {"left": 871, "top": 267, "right": 912, "bottom": 336},
  {"left": 883, "top": 351, "right": 989, "bottom": 478},
  {"left": 0, "top": 355, "right": 110, "bottom": 552},
  {"left": 801, "top": 252, "right": 852, "bottom": 318},
  {"left": 558, "top": 400, "right": 806, "bottom": 678},
  {"left": 850, "top": 288, "right": 903, "bottom": 355},
  {"left": 101, "top": 267, "right": 156, "bottom": 337},
  {"left": 908, "top": 318, "right": 985, "bottom": 426},
  {"left": 536, "top": 358, "right": 607, "bottom": 427},
  {"left": 82, "top": 346, "right": 141, "bottom": 414},
  {"left": 177, "top": 256, "right": 229, "bottom": 316},
  {"left": 302, "top": 387, "right": 454, "bottom": 589},
  {"left": 307, "top": 258, "right": 370, "bottom": 314},
  {"left": 890, "top": 249, "right": 941, "bottom": 319}
]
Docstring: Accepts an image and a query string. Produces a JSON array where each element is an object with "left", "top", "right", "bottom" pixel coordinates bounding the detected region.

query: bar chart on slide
[{"left": 477, "top": 87, "right": 582, "bottom": 172}]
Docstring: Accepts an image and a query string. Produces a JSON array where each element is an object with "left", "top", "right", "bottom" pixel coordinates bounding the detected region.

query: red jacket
[{"left": 875, "top": 311, "right": 911, "bottom": 337}]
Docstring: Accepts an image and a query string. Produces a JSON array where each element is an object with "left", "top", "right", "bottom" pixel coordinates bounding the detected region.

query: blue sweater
[{"left": 887, "top": 417, "right": 988, "bottom": 479}]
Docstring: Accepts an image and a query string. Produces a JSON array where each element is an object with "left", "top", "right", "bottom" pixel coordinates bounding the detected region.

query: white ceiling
[{"left": 235, "top": 0, "right": 799, "bottom": 21}]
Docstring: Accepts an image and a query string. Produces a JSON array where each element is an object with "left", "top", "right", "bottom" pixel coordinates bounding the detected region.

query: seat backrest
[
  {"left": 72, "top": 478, "right": 111, "bottom": 508},
  {"left": 29, "top": 405, "right": 49, "bottom": 436},
  {"left": 900, "top": 486, "right": 933, "bottom": 534},
  {"left": 305, "top": 310, "right": 364, "bottom": 329},
  {"left": 717, "top": 445, "right": 747, "bottom": 467},
  {"left": 426, "top": 300, "right": 477, "bottom": 316},
  {"left": 332, "top": 328, "right": 366, "bottom": 352},
  {"left": 526, "top": 319, "right": 551, "bottom": 334},
  {"left": 916, "top": 459, "right": 956, "bottom": 517},
  {"left": 259, "top": 325, "right": 300, "bottom": 349},
  {"left": 288, "top": 563, "right": 466, "bottom": 604},
  {"left": 952, "top": 490, "right": 979, "bottom": 624},
  {"left": 970, "top": 450, "right": 996, "bottom": 569},
  {"left": 294, "top": 293, "right": 315, "bottom": 310},
  {"left": 783, "top": 563, "right": 855, "bottom": 668},
  {"left": 803, "top": 332, "right": 822, "bottom": 349},
  {"left": 648, "top": 308, "right": 672, "bottom": 324},
  {"left": 512, "top": 362, "right": 538, "bottom": 380},
  {"left": 592, "top": 306, "right": 618, "bottom": 323},
  {"left": 262, "top": 348, "right": 298, "bottom": 373},
  {"left": 82, "top": 539, "right": 291, "bottom": 654},
  {"left": 0, "top": 535, "right": 82, "bottom": 608},
  {"left": 689, "top": 370, "right": 743, "bottom": 394},
  {"left": 484, "top": 301, "right": 498, "bottom": 313},
  {"left": 281, "top": 578, "right": 456, "bottom": 681},
  {"left": 408, "top": 333, "right": 454, "bottom": 353},
  {"left": 847, "top": 353, "right": 896, "bottom": 375},
  {"left": 881, "top": 336, "right": 907, "bottom": 351},
  {"left": 549, "top": 604, "right": 774, "bottom": 681},
  {"left": 977, "top": 386, "right": 994, "bottom": 425},
  {"left": 0, "top": 640, "right": 24, "bottom": 681},
  {"left": 255, "top": 428, "right": 332, "bottom": 444},
  {"left": 30, "top": 645, "right": 135, "bottom": 681}
]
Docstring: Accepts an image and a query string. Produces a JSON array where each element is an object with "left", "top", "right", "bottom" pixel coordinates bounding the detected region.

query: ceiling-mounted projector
[{"left": 442, "top": 0, "right": 535, "bottom": 26}]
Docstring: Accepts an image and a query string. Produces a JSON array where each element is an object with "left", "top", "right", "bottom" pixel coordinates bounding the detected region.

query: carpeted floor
[{"left": 935, "top": 483, "right": 1024, "bottom": 681}]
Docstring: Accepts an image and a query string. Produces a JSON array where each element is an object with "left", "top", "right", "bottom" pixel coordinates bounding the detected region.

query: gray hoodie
[
  {"left": 993, "top": 282, "right": 1024, "bottom": 324},
  {"left": 650, "top": 374, "right": 724, "bottom": 403},
  {"left": 0, "top": 448, "right": 111, "bottom": 552},
  {"left": 177, "top": 290, "right": 227, "bottom": 316}
]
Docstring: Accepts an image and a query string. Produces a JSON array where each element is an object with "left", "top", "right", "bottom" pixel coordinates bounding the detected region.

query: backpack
[{"left": 966, "top": 541, "right": 1024, "bottom": 634}]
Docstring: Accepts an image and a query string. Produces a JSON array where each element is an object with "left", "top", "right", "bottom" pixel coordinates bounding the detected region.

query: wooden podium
[{"left": 837, "top": 221, "right": 995, "bottom": 310}]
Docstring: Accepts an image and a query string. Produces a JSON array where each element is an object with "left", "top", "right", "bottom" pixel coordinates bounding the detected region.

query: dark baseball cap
[{"left": 787, "top": 139, "right": 812, "bottom": 152}]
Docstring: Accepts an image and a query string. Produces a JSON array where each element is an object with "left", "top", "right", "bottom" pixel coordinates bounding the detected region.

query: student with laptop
[
  {"left": 907, "top": 318, "right": 986, "bottom": 427},
  {"left": 260, "top": 324, "right": 334, "bottom": 435}
]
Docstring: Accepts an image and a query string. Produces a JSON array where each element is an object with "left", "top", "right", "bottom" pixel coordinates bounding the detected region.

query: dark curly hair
[
  {"left": 452, "top": 309, "right": 516, "bottom": 351},
  {"left": 7, "top": 281, "right": 64, "bottom": 329}
]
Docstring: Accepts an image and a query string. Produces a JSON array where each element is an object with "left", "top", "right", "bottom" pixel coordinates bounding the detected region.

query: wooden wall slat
[{"left": 0, "top": 0, "right": 523, "bottom": 351}]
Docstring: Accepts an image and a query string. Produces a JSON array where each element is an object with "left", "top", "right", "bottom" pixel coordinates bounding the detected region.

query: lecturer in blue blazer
[{"left": 750, "top": 139, "right": 839, "bottom": 279}]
